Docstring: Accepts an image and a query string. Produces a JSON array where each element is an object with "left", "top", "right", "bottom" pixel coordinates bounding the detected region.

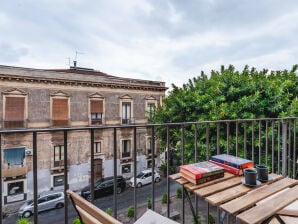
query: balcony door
[
  {"left": 122, "top": 102, "right": 131, "bottom": 124},
  {"left": 4, "top": 97, "right": 25, "bottom": 128}
]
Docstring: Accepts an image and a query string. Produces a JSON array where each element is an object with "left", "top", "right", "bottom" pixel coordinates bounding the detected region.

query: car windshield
[
  {"left": 137, "top": 172, "right": 145, "bottom": 178},
  {"left": 26, "top": 200, "right": 33, "bottom": 205}
]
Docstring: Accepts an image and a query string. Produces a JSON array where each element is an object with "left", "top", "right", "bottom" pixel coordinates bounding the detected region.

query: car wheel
[
  {"left": 86, "top": 194, "right": 92, "bottom": 201},
  {"left": 117, "top": 187, "right": 122, "bottom": 194},
  {"left": 155, "top": 177, "right": 161, "bottom": 182},
  {"left": 56, "top": 203, "right": 64, "bottom": 209},
  {"left": 137, "top": 182, "right": 142, "bottom": 188},
  {"left": 22, "top": 211, "right": 32, "bottom": 218}
]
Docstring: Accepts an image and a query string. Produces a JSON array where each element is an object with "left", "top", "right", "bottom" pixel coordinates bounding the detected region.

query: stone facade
[{"left": 0, "top": 65, "right": 166, "bottom": 204}]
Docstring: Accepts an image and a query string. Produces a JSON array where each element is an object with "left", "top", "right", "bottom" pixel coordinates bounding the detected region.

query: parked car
[
  {"left": 81, "top": 175, "right": 126, "bottom": 201},
  {"left": 129, "top": 169, "right": 161, "bottom": 187},
  {"left": 18, "top": 192, "right": 64, "bottom": 218}
]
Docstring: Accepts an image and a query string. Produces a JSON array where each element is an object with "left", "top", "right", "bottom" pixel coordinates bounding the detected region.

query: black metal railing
[{"left": 0, "top": 117, "right": 297, "bottom": 224}]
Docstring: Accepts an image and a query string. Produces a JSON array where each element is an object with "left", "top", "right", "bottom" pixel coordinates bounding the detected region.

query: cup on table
[
  {"left": 256, "top": 165, "right": 269, "bottom": 181},
  {"left": 244, "top": 169, "right": 257, "bottom": 185}
]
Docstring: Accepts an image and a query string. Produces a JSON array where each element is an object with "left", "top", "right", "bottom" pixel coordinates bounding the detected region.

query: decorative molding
[
  {"left": 50, "top": 90, "right": 69, "bottom": 97},
  {"left": 88, "top": 92, "right": 104, "bottom": 99},
  {"left": 119, "top": 94, "right": 133, "bottom": 100},
  {"left": 2, "top": 88, "right": 27, "bottom": 95},
  {"left": 145, "top": 95, "right": 156, "bottom": 100}
]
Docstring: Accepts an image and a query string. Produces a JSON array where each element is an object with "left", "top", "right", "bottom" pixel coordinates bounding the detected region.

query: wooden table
[{"left": 170, "top": 172, "right": 298, "bottom": 224}]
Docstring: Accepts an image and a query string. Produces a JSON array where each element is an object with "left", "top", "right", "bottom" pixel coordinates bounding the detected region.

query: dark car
[{"left": 81, "top": 176, "right": 126, "bottom": 201}]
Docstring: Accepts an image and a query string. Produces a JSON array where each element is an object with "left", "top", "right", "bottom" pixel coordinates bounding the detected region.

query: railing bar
[
  {"left": 216, "top": 123, "right": 220, "bottom": 155},
  {"left": 236, "top": 121, "right": 239, "bottom": 157},
  {"left": 181, "top": 124, "right": 185, "bottom": 224},
  {"left": 259, "top": 121, "right": 262, "bottom": 165},
  {"left": 265, "top": 121, "right": 268, "bottom": 166},
  {"left": 0, "top": 134, "right": 2, "bottom": 224},
  {"left": 151, "top": 126, "right": 155, "bottom": 211},
  {"left": 113, "top": 128, "right": 118, "bottom": 218},
  {"left": 272, "top": 121, "right": 275, "bottom": 173},
  {"left": 293, "top": 120, "right": 296, "bottom": 179},
  {"left": 252, "top": 121, "right": 255, "bottom": 162},
  {"left": 244, "top": 122, "right": 247, "bottom": 159},
  {"left": 63, "top": 130, "right": 69, "bottom": 224},
  {"left": 133, "top": 127, "right": 137, "bottom": 221},
  {"left": 282, "top": 121, "right": 288, "bottom": 177},
  {"left": 206, "top": 123, "right": 210, "bottom": 160},
  {"left": 226, "top": 122, "right": 230, "bottom": 154},
  {"left": 33, "top": 132, "right": 38, "bottom": 224},
  {"left": 288, "top": 121, "right": 291, "bottom": 177},
  {"left": 194, "top": 124, "right": 198, "bottom": 217},
  {"left": 278, "top": 121, "right": 281, "bottom": 174},
  {"left": 166, "top": 125, "right": 170, "bottom": 218},
  {"left": 90, "top": 129, "right": 95, "bottom": 204}
]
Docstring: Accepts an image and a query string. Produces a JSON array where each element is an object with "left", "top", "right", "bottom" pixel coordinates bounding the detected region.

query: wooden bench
[
  {"left": 67, "top": 190, "right": 122, "bottom": 224},
  {"left": 67, "top": 190, "right": 179, "bottom": 224}
]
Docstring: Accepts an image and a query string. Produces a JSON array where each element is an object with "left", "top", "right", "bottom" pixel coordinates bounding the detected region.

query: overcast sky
[{"left": 1, "top": 0, "right": 298, "bottom": 88}]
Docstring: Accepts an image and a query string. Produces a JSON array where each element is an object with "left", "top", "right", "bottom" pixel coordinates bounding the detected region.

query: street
[{"left": 3, "top": 178, "right": 180, "bottom": 224}]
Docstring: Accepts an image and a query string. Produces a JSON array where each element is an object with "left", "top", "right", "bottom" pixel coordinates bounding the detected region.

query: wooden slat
[
  {"left": 279, "top": 215, "right": 298, "bottom": 224},
  {"left": 278, "top": 200, "right": 298, "bottom": 216},
  {"left": 220, "top": 178, "right": 298, "bottom": 215},
  {"left": 169, "top": 173, "right": 181, "bottom": 180},
  {"left": 76, "top": 206, "right": 103, "bottom": 224},
  {"left": 185, "top": 172, "right": 234, "bottom": 191},
  {"left": 176, "top": 177, "right": 189, "bottom": 185},
  {"left": 206, "top": 174, "right": 282, "bottom": 206},
  {"left": 194, "top": 176, "right": 243, "bottom": 197},
  {"left": 237, "top": 185, "right": 298, "bottom": 224},
  {"left": 68, "top": 190, "right": 122, "bottom": 224},
  {"left": 268, "top": 217, "right": 280, "bottom": 224}
]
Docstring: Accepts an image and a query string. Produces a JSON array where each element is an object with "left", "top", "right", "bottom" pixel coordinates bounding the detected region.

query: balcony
[
  {"left": 0, "top": 117, "right": 297, "bottom": 223},
  {"left": 2, "top": 166, "right": 27, "bottom": 178},
  {"left": 121, "top": 118, "right": 135, "bottom": 125}
]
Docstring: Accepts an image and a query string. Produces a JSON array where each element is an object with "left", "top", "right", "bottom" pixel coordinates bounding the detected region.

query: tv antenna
[{"left": 73, "top": 51, "right": 84, "bottom": 67}]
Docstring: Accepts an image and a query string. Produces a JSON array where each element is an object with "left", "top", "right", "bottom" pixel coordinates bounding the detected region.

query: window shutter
[
  {"left": 90, "top": 100, "right": 103, "bottom": 113},
  {"left": 5, "top": 97, "right": 25, "bottom": 120},
  {"left": 52, "top": 98, "right": 68, "bottom": 125}
]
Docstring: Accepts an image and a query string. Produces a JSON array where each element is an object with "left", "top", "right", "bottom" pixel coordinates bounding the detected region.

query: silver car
[{"left": 18, "top": 192, "right": 64, "bottom": 218}]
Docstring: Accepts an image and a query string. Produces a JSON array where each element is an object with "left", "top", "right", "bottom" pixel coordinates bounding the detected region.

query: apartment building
[{"left": 0, "top": 65, "right": 167, "bottom": 204}]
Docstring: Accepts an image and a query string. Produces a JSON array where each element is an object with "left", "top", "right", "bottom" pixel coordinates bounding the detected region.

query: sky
[{"left": 1, "top": 0, "right": 298, "bottom": 88}]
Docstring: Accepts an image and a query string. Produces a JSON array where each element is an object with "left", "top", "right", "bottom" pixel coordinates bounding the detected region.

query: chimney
[{"left": 73, "top": 60, "right": 77, "bottom": 68}]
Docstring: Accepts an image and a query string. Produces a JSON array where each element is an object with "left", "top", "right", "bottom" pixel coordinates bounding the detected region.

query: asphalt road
[{"left": 3, "top": 178, "right": 180, "bottom": 224}]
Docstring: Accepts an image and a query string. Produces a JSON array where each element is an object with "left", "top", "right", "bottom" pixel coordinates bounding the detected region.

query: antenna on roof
[{"left": 73, "top": 51, "right": 84, "bottom": 68}]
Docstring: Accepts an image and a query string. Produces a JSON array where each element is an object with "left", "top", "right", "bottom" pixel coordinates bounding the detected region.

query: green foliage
[
  {"left": 17, "top": 218, "right": 32, "bottom": 224},
  {"left": 150, "top": 65, "right": 298, "bottom": 164},
  {"left": 208, "top": 214, "right": 215, "bottom": 224},
  {"left": 192, "top": 214, "right": 201, "bottom": 224},
  {"left": 176, "top": 187, "right": 182, "bottom": 199},
  {"left": 147, "top": 198, "right": 152, "bottom": 209},
  {"left": 127, "top": 206, "right": 134, "bottom": 218},
  {"left": 105, "top": 208, "right": 112, "bottom": 216},
  {"left": 162, "top": 193, "right": 168, "bottom": 204}
]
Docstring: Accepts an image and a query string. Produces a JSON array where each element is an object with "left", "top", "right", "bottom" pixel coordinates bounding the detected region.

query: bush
[
  {"left": 127, "top": 206, "right": 134, "bottom": 218},
  {"left": 72, "top": 218, "right": 81, "bottom": 224},
  {"left": 192, "top": 215, "right": 201, "bottom": 224},
  {"left": 147, "top": 198, "right": 152, "bottom": 209},
  {"left": 161, "top": 193, "right": 168, "bottom": 204},
  {"left": 105, "top": 208, "right": 112, "bottom": 216},
  {"left": 17, "top": 218, "right": 32, "bottom": 224},
  {"left": 176, "top": 187, "right": 182, "bottom": 199},
  {"left": 208, "top": 214, "right": 215, "bottom": 224}
]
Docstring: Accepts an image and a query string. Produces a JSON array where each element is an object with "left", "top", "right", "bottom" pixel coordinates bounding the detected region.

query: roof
[{"left": 0, "top": 65, "right": 167, "bottom": 91}]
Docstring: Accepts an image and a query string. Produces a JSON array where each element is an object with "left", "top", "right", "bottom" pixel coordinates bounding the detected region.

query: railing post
[
  {"left": 216, "top": 123, "right": 220, "bottom": 155},
  {"left": 206, "top": 123, "right": 210, "bottom": 160},
  {"left": 244, "top": 122, "right": 247, "bottom": 158},
  {"left": 265, "top": 121, "right": 268, "bottom": 166},
  {"left": 90, "top": 129, "right": 95, "bottom": 204},
  {"left": 63, "top": 130, "right": 69, "bottom": 224},
  {"left": 272, "top": 121, "right": 275, "bottom": 173},
  {"left": 33, "top": 132, "right": 38, "bottom": 224},
  {"left": 0, "top": 134, "right": 2, "bottom": 224},
  {"left": 151, "top": 126, "right": 155, "bottom": 211},
  {"left": 181, "top": 124, "right": 185, "bottom": 224},
  {"left": 226, "top": 122, "right": 230, "bottom": 154},
  {"left": 282, "top": 120, "right": 288, "bottom": 177},
  {"left": 252, "top": 121, "right": 255, "bottom": 162},
  {"left": 113, "top": 128, "right": 118, "bottom": 218},
  {"left": 259, "top": 121, "right": 262, "bottom": 165},
  {"left": 133, "top": 127, "right": 137, "bottom": 221},
  {"left": 293, "top": 119, "right": 296, "bottom": 179},
  {"left": 236, "top": 121, "right": 239, "bottom": 157},
  {"left": 166, "top": 125, "right": 170, "bottom": 218}
]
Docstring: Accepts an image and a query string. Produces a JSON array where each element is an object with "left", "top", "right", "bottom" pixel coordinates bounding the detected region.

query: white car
[
  {"left": 129, "top": 169, "right": 161, "bottom": 187},
  {"left": 18, "top": 192, "right": 64, "bottom": 218}
]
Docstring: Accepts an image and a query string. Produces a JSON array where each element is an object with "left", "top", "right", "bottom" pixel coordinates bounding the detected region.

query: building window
[
  {"left": 4, "top": 97, "right": 25, "bottom": 128},
  {"left": 54, "top": 146, "right": 64, "bottom": 167},
  {"left": 52, "top": 98, "right": 69, "bottom": 126},
  {"left": 146, "top": 103, "right": 155, "bottom": 116},
  {"left": 8, "top": 181, "right": 24, "bottom": 196},
  {"left": 121, "top": 140, "right": 131, "bottom": 158},
  {"left": 147, "top": 160, "right": 152, "bottom": 168},
  {"left": 90, "top": 100, "right": 103, "bottom": 125},
  {"left": 122, "top": 102, "right": 131, "bottom": 124},
  {"left": 94, "top": 142, "right": 102, "bottom": 154},
  {"left": 53, "top": 175, "right": 64, "bottom": 187},
  {"left": 146, "top": 137, "right": 152, "bottom": 154},
  {"left": 122, "top": 164, "right": 131, "bottom": 174}
]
